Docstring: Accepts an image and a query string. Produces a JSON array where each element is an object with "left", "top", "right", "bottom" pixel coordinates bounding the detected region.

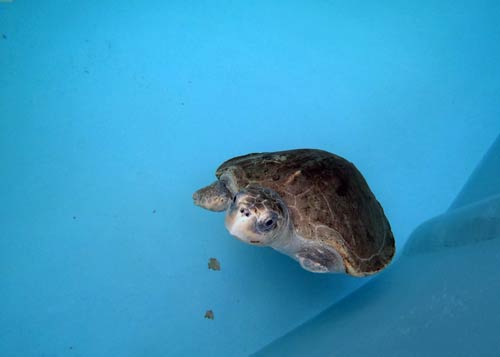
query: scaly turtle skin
[{"left": 193, "top": 149, "right": 395, "bottom": 276}]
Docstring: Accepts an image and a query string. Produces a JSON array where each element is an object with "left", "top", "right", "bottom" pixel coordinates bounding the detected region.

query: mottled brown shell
[{"left": 215, "top": 149, "right": 395, "bottom": 276}]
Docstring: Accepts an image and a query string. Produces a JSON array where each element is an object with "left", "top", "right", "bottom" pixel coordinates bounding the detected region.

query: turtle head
[
  {"left": 193, "top": 181, "right": 232, "bottom": 212},
  {"left": 225, "top": 185, "right": 289, "bottom": 246}
]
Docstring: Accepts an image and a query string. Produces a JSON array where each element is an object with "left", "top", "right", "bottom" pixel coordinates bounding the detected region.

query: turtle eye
[{"left": 258, "top": 215, "right": 277, "bottom": 232}]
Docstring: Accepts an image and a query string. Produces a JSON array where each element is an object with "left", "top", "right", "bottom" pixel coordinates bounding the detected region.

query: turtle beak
[{"left": 225, "top": 203, "right": 264, "bottom": 245}]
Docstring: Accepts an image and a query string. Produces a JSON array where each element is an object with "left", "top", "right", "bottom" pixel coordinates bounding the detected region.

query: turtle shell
[{"left": 215, "top": 149, "right": 395, "bottom": 276}]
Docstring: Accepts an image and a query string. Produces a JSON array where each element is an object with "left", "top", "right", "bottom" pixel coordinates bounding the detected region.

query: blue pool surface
[{"left": 1, "top": 1, "right": 499, "bottom": 356}]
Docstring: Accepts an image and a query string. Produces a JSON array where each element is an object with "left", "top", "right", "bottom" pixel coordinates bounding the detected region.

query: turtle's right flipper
[{"left": 193, "top": 181, "right": 231, "bottom": 212}]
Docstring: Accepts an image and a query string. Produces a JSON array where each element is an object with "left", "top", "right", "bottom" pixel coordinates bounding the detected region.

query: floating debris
[
  {"left": 152, "top": 209, "right": 156, "bottom": 214},
  {"left": 208, "top": 257, "right": 220, "bottom": 271},
  {"left": 204, "top": 310, "right": 214, "bottom": 320},
  {"left": 2, "top": 34, "right": 6, "bottom": 40}
]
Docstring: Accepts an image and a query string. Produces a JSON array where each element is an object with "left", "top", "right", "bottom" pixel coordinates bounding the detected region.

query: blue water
[{"left": 1, "top": 1, "right": 499, "bottom": 356}]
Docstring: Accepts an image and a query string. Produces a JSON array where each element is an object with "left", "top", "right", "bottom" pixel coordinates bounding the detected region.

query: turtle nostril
[{"left": 240, "top": 208, "right": 250, "bottom": 217}]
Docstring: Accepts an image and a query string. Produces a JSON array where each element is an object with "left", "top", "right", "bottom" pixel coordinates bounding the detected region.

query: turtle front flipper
[
  {"left": 193, "top": 181, "right": 232, "bottom": 212},
  {"left": 295, "top": 246, "right": 345, "bottom": 273}
]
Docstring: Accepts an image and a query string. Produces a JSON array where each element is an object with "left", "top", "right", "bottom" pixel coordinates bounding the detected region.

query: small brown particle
[
  {"left": 72, "top": 216, "right": 76, "bottom": 220},
  {"left": 208, "top": 257, "right": 220, "bottom": 271},
  {"left": 2, "top": 34, "right": 6, "bottom": 40},
  {"left": 152, "top": 209, "right": 156, "bottom": 214},
  {"left": 204, "top": 310, "right": 214, "bottom": 320}
]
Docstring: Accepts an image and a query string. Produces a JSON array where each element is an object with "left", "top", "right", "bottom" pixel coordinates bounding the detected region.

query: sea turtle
[{"left": 193, "top": 149, "right": 395, "bottom": 276}]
